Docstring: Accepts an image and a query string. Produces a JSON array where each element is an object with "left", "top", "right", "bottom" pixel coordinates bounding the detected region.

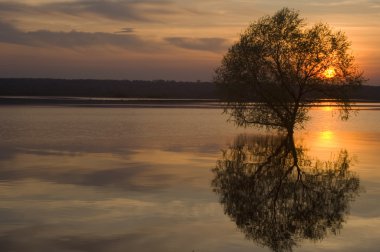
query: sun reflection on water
[
  {"left": 320, "top": 130, "right": 333, "bottom": 141},
  {"left": 322, "top": 106, "right": 333, "bottom": 112},
  {"left": 310, "top": 130, "right": 339, "bottom": 155}
]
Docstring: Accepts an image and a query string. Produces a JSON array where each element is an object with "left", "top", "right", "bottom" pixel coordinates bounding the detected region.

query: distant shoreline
[
  {"left": 1, "top": 96, "right": 380, "bottom": 110},
  {"left": 1, "top": 78, "right": 380, "bottom": 102},
  {"left": 0, "top": 96, "right": 222, "bottom": 108}
]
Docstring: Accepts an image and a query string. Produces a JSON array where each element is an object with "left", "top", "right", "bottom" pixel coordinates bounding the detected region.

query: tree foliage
[{"left": 215, "top": 8, "right": 364, "bottom": 132}]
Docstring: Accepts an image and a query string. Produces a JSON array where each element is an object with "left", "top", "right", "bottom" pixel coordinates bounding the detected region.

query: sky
[{"left": 0, "top": 0, "right": 379, "bottom": 84}]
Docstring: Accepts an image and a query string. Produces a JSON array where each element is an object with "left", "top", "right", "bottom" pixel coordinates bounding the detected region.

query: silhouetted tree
[
  {"left": 214, "top": 8, "right": 364, "bottom": 133},
  {"left": 212, "top": 133, "right": 360, "bottom": 252}
]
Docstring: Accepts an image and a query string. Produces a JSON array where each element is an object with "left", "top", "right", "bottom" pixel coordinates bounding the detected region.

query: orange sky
[{"left": 0, "top": 0, "right": 379, "bottom": 84}]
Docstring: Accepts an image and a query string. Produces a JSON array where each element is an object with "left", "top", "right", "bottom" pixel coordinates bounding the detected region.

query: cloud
[
  {"left": 0, "top": 20, "right": 228, "bottom": 54},
  {"left": 29, "top": 30, "right": 143, "bottom": 48},
  {"left": 0, "top": 0, "right": 178, "bottom": 22},
  {"left": 0, "top": 20, "right": 152, "bottom": 50},
  {"left": 116, "top": 27, "right": 135, "bottom": 33},
  {"left": 165, "top": 37, "right": 229, "bottom": 52},
  {"left": 0, "top": 19, "right": 29, "bottom": 44}
]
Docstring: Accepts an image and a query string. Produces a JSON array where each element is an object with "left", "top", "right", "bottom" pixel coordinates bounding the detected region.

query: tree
[
  {"left": 212, "top": 133, "right": 360, "bottom": 252},
  {"left": 214, "top": 8, "right": 364, "bottom": 133}
]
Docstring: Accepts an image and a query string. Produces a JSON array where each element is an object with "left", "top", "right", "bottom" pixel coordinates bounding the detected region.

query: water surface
[{"left": 0, "top": 105, "right": 379, "bottom": 251}]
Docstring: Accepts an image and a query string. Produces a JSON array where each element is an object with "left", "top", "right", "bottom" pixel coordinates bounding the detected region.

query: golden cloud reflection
[
  {"left": 129, "top": 149, "right": 213, "bottom": 166},
  {"left": 0, "top": 148, "right": 216, "bottom": 192}
]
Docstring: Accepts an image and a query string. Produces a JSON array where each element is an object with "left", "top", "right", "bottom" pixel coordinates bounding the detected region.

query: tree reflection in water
[{"left": 212, "top": 133, "right": 360, "bottom": 252}]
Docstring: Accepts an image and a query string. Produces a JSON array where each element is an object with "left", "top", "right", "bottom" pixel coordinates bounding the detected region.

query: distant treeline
[
  {"left": 0, "top": 78, "right": 218, "bottom": 99},
  {"left": 1, "top": 78, "right": 380, "bottom": 101}
]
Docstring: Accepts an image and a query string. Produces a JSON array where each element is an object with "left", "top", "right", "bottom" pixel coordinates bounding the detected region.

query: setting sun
[{"left": 323, "top": 67, "right": 336, "bottom": 78}]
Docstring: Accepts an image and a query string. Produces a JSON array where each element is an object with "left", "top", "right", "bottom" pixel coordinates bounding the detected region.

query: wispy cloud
[
  {"left": 0, "top": 20, "right": 150, "bottom": 50},
  {"left": 0, "top": 20, "right": 227, "bottom": 53},
  {"left": 0, "top": 0, "right": 179, "bottom": 22},
  {"left": 165, "top": 37, "right": 229, "bottom": 52},
  {"left": 116, "top": 27, "right": 135, "bottom": 33}
]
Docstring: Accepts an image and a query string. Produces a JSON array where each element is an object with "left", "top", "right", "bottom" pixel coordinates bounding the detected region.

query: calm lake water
[{"left": 1, "top": 104, "right": 380, "bottom": 251}]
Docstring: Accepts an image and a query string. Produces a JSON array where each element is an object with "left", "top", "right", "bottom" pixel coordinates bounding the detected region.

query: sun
[{"left": 323, "top": 67, "right": 336, "bottom": 78}]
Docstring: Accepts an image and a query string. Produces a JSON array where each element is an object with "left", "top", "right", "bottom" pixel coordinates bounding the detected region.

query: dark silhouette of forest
[
  {"left": 0, "top": 78, "right": 216, "bottom": 99},
  {"left": 1, "top": 78, "right": 380, "bottom": 102}
]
